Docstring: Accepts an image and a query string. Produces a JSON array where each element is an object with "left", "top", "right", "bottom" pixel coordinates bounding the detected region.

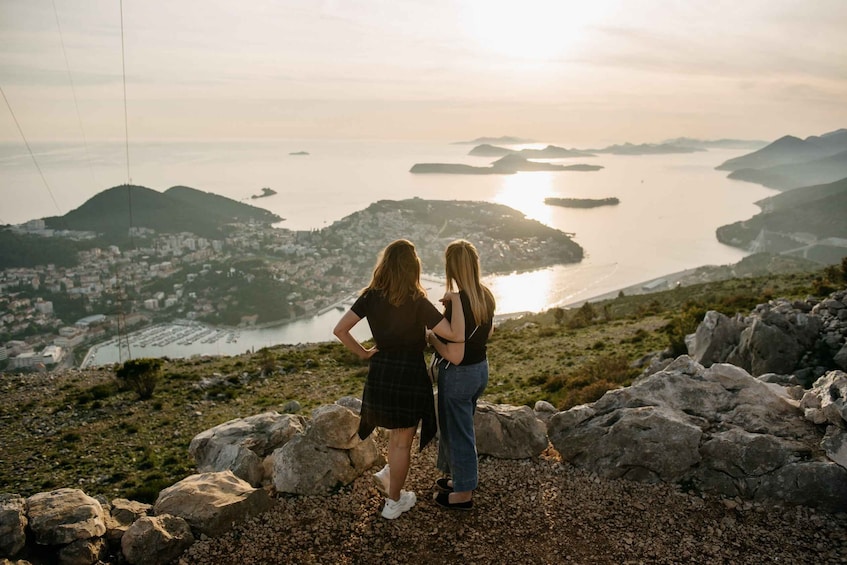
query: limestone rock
[
  {"left": 104, "top": 499, "right": 151, "bottom": 545},
  {"left": 822, "top": 425, "right": 847, "bottom": 470},
  {"left": 552, "top": 404, "right": 703, "bottom": 482},
  {"left": 307, "top": 404, "right": 360, "bottom": 449},
  {"left": 25, "top": 489, "right": 105, "bottom": 546},
  {"left": 153, "top": 471, "right": 271, "bottom": 538},
  {"left": 474, "top": 402, "right": 548, "bottom": 459},
  {"left": 688, "top": 310, "right": 744, "bottom": 367},
  {"left": 548, "top": 356, "right": 847, "bottom": 510},
  {"left": 835, "top": 344, "right": 847, "bottom": 370},
  {"left": 547, "top": 404, "right": 595, "bottom": 435},
  {"left": 755, "top": 461, "right": 847, "bottom": 511},
  {"left": 335, "top": 396, "right": 362, "bottom": 414},
  {"left": 57, "top": 537, "right": 106, "bottom": 565},
  {"left": 189, "top": 412, "right": 306, "bottom": 486},
  {"left": 0, "top": 494, "right": 27, "bottom": 557},
  {"left": 801, "top": 371, "right": 847, "bottom": 427},
  {"left": 271, "top": 433, "right": 379, "bottom": 495},
  {"left": 121, "top": 514, "right": 194, "bottom": 565},
  {"left": 533, "top": 400, "right": 558, "bottom": 425}
]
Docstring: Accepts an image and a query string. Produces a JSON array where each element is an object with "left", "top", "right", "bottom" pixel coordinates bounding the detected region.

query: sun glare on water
[
  {"left": 460, "top": 0, "right": 610, "bottom": 61},
  {"left": 494, "top": 172, "right": 555, "bottom": 224}
]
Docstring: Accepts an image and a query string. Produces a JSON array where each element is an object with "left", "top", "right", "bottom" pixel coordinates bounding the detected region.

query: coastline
[{"left": 561, "top": 267, "right": 701, "bottom": 309}]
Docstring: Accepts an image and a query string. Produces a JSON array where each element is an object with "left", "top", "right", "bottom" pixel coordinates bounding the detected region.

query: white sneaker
[
  {"left": 381, "top": 490, "right": 416, "bottom": 519},
  {"left": 372, "top": 463, "right": 390, "bottom": 495}
]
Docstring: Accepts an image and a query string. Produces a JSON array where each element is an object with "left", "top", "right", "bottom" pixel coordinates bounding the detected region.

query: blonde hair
[
  {"left": 364, "top": 239, "right": 427, "bottom": 307},
  {"left": 445, "top": 239, "right": 495, "bottom": 325}
]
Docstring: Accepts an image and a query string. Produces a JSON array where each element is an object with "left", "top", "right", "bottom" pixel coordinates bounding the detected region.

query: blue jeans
[{"left": 436, "top": 359, "right": 489, "bottom": 493}]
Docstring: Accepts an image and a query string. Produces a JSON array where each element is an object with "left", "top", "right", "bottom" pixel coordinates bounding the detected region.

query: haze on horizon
[{"left": 1, "top": 0, "right": 846, "bottom": 148}]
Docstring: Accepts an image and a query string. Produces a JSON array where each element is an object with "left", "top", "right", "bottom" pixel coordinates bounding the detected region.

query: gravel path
[{"left": 179, "top": 444, "right": 847, "bottom": 565}]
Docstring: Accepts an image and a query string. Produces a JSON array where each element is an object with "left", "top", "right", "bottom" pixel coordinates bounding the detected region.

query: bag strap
[{"left": 437, "top": 325, "right": 479, "bottom": 370}]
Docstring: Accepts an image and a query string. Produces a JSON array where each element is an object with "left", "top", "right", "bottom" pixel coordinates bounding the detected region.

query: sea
[{"left": 0, "top": 139, "right": 777, "bottom": 365}]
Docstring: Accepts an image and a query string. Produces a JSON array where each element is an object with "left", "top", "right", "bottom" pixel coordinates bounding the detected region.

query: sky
[{"left": 1, "top": 0, "right": 846, "bottom": 146}]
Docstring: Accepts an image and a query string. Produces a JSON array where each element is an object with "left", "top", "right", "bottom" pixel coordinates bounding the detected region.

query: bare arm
[
  {"left": 332, "top": 310, "right": 377, "bottom": 360},
  {"left": 431, "top": 291, "right": 465, "bottom": 342},
  {"left": 427, "top": 330, "right": 464, "bottom": 365}
]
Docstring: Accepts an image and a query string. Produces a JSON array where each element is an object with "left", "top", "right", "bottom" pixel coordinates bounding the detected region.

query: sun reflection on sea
[
  {"left": 485, "top": 269, "right": 553, "bottom": 315},
  {"left": 493, "top": 172, "right": 555, "bottom": 224}
]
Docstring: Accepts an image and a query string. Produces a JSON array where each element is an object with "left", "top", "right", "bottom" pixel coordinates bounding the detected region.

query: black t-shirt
[
  {"left": 351, "top": 290, "right": 444, "bottom": 353},
  {"left": 441, "top": 290, "right": 493, "bottom": 365}
]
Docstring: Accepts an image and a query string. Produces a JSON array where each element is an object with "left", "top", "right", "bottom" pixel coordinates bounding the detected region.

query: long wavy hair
[
  {"left": 364, "top": 239, "right": 427, "bottom": 307},
  {"left": 445, "top": 239, "right": 495, "bottom": 325}
]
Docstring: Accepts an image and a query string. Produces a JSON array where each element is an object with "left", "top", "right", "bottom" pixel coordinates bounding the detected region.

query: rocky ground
[{"left": 179, "top": 438, "right": 847, "bottom": 565}]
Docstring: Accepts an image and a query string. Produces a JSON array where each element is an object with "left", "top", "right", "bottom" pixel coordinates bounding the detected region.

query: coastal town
[{"left": 0, "top": 198, "right": 583, "bottom": 371}]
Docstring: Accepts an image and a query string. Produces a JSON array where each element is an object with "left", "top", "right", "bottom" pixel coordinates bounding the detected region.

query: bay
[{"left": 0, "top": 139, "right": 776, "bottom": 364}]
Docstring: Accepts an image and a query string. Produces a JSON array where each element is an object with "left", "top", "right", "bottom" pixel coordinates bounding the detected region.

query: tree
[
  {"left": 115, "top": 358, "right": 162, "bottom": 400},
  {"left": 257, "top": 347, "right": 275, "bottom": 376}
]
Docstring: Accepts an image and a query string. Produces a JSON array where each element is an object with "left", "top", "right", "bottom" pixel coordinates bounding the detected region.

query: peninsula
[
  {"left": 411, "top": 154, "right": 602, "bottom": 175},
  {"left": 2, "top": 194, "right": 584, "bottom": 357},
  {"left": 545, "top": 197, "right": 620, "bottom": 208}
]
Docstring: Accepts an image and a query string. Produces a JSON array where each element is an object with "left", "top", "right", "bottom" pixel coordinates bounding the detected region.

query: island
[
  {"left": 591, "top": 142, "right": 705, "bottom": 155},
  {"left": 411, "top": 154, "right": 603, "bottom": 175},
  {"left": 469, "top": 144, "right": 595, "bottom": 158},
  {"left": 409, "top": 163, "right": 514, "bottom": 175},
  {"left": 289, "top": 151, "right": 310, "bottom": 156},
  {"left": 545, "top": 197, "right": 620, "bottom": 208},
  {"left": 452, "top": 136, "right": 536, "bottom": 145},
  {"left": 251, "top": 187, "right": 277, "bottom": 199}
]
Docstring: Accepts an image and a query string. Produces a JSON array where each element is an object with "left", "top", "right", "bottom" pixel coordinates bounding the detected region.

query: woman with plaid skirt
[{"left": 333, "top": 239, "right": 466, "bottom": 519}]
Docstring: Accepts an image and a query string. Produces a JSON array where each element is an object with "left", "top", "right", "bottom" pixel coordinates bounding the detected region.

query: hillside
[
  {"left": 592, "top": 142, "right": 703, "bottom": 155},
  {"left": 0, "top": 268, "right": 827, "bottom": 500},
  {"left": 727, "top": 150, "right": 847, "bottom": 190},
  {"left": 716, "top": 181, "right": 847, "bottom": 255},
  {"left": 325, "top": 198, "right": 584, "bottom": 273},
  {"left": 43, "top": 184, "right": 281, "bottom": 238},
  {"left": 716, "top": 128, "right": 847, "bottom": 172},
  {"left": 3, "top": 268, "right": 846, "bottom": 563}
]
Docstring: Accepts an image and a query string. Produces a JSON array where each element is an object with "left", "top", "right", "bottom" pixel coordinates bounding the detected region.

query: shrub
[
  {"left": 567, "top": 302, "right": 596, "bottom": 329},
  {"left": 115, "top": 358, "right": 163, "bottom": 400}
]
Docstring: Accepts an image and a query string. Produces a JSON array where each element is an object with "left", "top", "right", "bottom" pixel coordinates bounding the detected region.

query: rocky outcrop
[
  {"left": 153, "top": 471, "right": 272, "bottom": 538},
  {"left": 800, "top": 370, "right": 847, "bottom": 470},
  {"left": 121, "top": 515, "right": 194, "bottom": 565},
  {"left": 474, "top": 402, "right": 548, "bottom": 458},
  {"left": 0, "top": 495, "right": 27, "bottom": 557},
  {"left": 104, "top": 499, "right": 151, "bottom": 546},
  {"left": 25, "top": 489, "right": 106, "bottom": 547},
  {"left": 548, "top": 356, "right": 847, "bottom": 512},
  {"left": 188, "top": 412, "right": 306, "bottom": 487},
  {"left": 270, "top": 404, "right": 381, "bottom": 495},
  {"left": 688, "top": 289, "right": 847, "bottom": 382}
]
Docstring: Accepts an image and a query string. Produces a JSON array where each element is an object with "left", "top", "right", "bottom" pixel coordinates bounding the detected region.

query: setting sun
[{"left": 460, "top": 0, "right": 611, "bottom": 61}]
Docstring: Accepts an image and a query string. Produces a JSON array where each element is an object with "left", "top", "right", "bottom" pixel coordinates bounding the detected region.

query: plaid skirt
[{"left": 358, "top": 350, "right": 437, "bottom": 451}]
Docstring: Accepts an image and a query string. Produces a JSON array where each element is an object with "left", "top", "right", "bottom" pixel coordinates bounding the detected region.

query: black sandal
[
  {"left": 435, "top": 478, "right": 453, "bottom": 492},
  {"left": 434, "top": 491, "right": 473, "bottom": 510}
]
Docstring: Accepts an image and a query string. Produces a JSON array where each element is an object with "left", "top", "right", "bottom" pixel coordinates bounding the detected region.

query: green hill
[
  {"left": 716, "top": 129, "right": 847, "bottom": 172},
  {"left": 44, "top": 185, "right": 281, "bottom": 238},
  {"left": 727, "top": 150, "right": 847, "bottom": 190},
  {"left": 716, "top": 178, "right": 847, "bottom": 252}
]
